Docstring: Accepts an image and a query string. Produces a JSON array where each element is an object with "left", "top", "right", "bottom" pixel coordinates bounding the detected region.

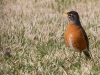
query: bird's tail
[{"left": 83, "top": 51, "right": 91, "bottom": 59}]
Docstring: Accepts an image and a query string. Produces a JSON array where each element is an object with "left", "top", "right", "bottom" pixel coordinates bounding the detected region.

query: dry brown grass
[{"left": 0, "top": 0, "right": 100, "bottom": 75}]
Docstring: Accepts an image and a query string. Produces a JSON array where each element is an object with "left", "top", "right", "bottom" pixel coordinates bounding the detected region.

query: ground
[{"left": 0, "top": 0, "right": 100, "bottom": 75}]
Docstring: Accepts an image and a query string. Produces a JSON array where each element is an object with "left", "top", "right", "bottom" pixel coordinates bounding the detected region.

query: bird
[{"left": 63, "top": 11, "right": 91, "bottom": 59}]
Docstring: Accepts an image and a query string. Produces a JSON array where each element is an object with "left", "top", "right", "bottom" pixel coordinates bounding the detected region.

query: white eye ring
[
  {"left": 69, "top": 14, "right": 73, "bottom": 17},
  {"left": 69, "top": 15, "right": 71, "bottom": 17},
  {"left": 70, "top": 14, "right": 73, "bottom": 16}
]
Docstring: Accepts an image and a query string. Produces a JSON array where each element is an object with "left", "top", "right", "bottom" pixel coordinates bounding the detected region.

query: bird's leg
[
  {"left": 79, "top": 51, "right": 82, "bottom": 62},
  {"left": 72, "top": 51, "right": 76, "bottom": 58}
]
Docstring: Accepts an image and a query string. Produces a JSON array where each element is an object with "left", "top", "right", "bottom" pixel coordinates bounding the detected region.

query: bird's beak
[{"left": 63, "top": 12, "right": 68, "bottom": 16}]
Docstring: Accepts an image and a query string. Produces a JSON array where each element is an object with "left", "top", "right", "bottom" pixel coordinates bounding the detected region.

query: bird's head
[{"left": 64, "top": 11, "right": 80, "bottom": 25}]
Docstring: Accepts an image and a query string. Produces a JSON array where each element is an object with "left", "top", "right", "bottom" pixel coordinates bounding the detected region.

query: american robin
[{"left": 64, "top": 11, "right": 91, "bottom": 59}]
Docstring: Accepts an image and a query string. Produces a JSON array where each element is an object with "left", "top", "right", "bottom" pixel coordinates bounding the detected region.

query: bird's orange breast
[{"left": 64, "top": 23, "right": 87, "bottom": 51}]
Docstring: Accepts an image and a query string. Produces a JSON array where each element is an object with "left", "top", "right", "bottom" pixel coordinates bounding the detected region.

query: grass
[{"left": 0, "top": 0, "right": 100, "bottom": 75}]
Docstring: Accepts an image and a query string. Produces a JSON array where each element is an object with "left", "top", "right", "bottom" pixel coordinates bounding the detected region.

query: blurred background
[{"left": 0, "top": 0, "right": 100, "bottom": 75}]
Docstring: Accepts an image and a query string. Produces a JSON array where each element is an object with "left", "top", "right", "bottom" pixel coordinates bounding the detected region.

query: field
[{"left": 0, "top": 0, "right": 100, "bottom": 75}]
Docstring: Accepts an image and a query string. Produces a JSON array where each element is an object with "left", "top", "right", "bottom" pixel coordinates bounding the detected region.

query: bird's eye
[
  {"left": 69, "top": 14, "right": 72, "bottom": 17},
  {"left": 70, "top": 14, "right": 73, "bottom": 16}
]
